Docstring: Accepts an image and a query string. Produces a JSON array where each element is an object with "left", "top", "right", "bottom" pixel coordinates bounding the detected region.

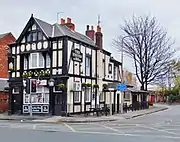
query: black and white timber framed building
[{"left": 8, "top": 14, "right": 123, "bottom": 115}]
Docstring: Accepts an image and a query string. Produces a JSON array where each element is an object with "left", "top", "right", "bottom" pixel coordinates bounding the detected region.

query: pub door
[
  {"left": 54, "top": 93, "right": 62, "bottom": 115},
  {"left": 12, "top": 94, "right": 21, "bottom": 114}
]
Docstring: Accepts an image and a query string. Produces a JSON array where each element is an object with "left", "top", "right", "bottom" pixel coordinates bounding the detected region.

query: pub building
[{"left": 8, "top": 14, "right": 123, "bottom": 116}]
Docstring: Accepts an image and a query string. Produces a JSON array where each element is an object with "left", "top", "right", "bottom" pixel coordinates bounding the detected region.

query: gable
[{"left": 16, "top": 15, "right": 49, "bottom": 44}]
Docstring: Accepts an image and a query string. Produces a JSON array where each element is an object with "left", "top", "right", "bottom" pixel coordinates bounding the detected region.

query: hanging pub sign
[{"left": 71, "top": 48, "right": 83, "bottom": 63}]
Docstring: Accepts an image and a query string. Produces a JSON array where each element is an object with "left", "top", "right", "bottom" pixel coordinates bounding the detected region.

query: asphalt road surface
[{"left": 1, "top": 105, "right": 180, "bottom": 142}]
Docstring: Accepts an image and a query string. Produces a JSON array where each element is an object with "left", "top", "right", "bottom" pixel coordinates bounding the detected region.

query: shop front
[{"left": 22, "top": 79, "right": 50, "bottom": 114}]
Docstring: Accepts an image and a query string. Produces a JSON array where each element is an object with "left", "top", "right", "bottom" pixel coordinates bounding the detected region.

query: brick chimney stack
[
  {"left": 85, "top": 25, "right": 95, "bottom": 41},
  {"left": 95, "top": 25, "right": 103, "bottom": 50},
  {"left": 60, "top": 17, "right": 75, "bottom": 31}
]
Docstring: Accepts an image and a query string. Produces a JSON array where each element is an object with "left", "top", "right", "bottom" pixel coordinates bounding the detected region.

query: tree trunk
[
  {"left": 141, "top": 83, "right": 144, "bottom": 90},
  {"left": 145, "top": 82, "right": 148, "bottom": 91}
]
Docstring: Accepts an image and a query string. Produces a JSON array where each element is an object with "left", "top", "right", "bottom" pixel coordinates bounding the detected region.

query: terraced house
[{"left": 8, "top": 14, "right": 123, "bottom": 116}]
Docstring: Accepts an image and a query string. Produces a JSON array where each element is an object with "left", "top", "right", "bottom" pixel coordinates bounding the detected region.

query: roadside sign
[{"left": 117, "top": 83, "right": 127, "bottom": 91}]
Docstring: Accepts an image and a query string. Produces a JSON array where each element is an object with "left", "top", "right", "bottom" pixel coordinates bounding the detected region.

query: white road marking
[
  {"left": 63, "top": 123, "right": 75, "bottom": 132},
  {"left": 33, "top": 124, "right": 37, "bottom": 129},
  {"left": 67, "top": 130, "right": 180, "bottom": 139},
  {"left": 74, "top": 127, "right": 106, "bottom": 131},
  {"left": 137, "top": 124, "right": 178, "bottom": 135},
  {"left": 96, "top": 123, "right": 126, "bottom": 134}
]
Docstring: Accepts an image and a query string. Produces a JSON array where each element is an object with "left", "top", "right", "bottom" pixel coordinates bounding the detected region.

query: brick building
[
  {"left": 0, "top": 33, "right": 16, "bottom": 112},
  {"left": 0, "top": 33, "right": 16, "bottom": 78}
]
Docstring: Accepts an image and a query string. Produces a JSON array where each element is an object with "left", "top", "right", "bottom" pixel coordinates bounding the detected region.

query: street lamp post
[
  {"left": 8, "top": 62, "right": 13, "bottom": 115},
  {"left": 48, "top": 78, "right": 55, "bottom": 115}
]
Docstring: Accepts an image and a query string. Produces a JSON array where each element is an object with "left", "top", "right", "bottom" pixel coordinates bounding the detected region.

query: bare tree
[{"left": 113, "top": 15, "right": 175, "bottom": 90}]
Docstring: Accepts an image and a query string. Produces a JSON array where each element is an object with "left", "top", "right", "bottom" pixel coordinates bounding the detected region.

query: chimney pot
[
  {"left": 97, "top": 25, "right": 101, "bottom": 33},
  {"left": 91, "top": 25, "right": 94, "bottom": 30},
  {"left": 87, "top": 25, "right": 89, "bottom": 31},
  {"left": 67, "top": 17, "right": 71, "bottom": 23},
  {"left": 85, "top": 25, "right": 95, "bottom": 41},
  {"left": 61, "top": 18, "right": 65, "bottom": 24}
]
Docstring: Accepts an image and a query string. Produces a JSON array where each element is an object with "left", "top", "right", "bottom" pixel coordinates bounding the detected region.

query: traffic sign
[{"left": 117, "top": 83, "right": 127, "bottom": 91}]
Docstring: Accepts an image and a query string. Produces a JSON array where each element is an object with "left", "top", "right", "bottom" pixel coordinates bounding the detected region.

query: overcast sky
[{"left": 0, "top": 0, "right": 180, "bottom": 73}]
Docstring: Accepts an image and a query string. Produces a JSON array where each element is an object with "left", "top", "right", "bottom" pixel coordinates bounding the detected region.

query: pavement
[
  {"left": 32, "top": 104, "right": 169, "bottom": 123},
  {"left": 0, "top": 104, "right": 179, "bottom": 142},
  {"left": 0, "top": 104, "right": 168, "bottom": 123}
]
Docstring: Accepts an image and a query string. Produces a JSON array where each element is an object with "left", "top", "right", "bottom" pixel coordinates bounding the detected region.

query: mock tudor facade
[{"left": 8, "top": 14, "right": 123, "bottom": 115}]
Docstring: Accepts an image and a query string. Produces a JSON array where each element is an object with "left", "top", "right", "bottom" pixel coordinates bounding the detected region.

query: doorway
[{"left": 54, "top": 93, "right": 62, "bottom": 115}]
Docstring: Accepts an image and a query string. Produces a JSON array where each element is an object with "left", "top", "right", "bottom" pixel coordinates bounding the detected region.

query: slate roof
[
  {"left": 34, "top": 17, "right": 96, "bottom": 46},
  {"left": 0, "top": 80, "right": 8, "bottom": 91}
]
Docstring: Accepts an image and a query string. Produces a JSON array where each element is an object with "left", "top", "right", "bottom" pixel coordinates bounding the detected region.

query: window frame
[
  {"left": 46, "top": 53, "right": 51, "bottom": 68},
  {"left": 32, "top": 31, "right": 37, "bottom": 42},
  {"left": 124, "top": 91, "right": 131, "bottom": 100},
  {"left": 23, "top": 86, "right": 49, "bottom": 104},
  {"left": 85, "top": 55, "right": 91, "bottom": 76},
  {"left": 29, "top": 53, "right": 44, "bottom": 69},
  {"left": 99, "top": 92, "right": 105, "bottom": 102},
  {"left": 26, "top": 32, "right": 32, "bottom": 42},
  {"left": 12, "top": 87, "right": 19, "bottom": 94},
  {"left": 24, "top": 56, "right": 28, "bottom": 70},
  {"left": 84, "top": 89, "right": 91, "bottom": 102},
  {"left": 108, "top": 63, "right": 112, "bottom": 74},
  {"left": 74, "top": 91, "right": 81, "bottom": 103}
]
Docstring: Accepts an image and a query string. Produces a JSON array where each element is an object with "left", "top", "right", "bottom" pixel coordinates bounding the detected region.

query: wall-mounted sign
[
  {"left": 39, "top": 80, "right": 47, "bottom": 86},
  {"left": 71, "top": 48, "right": 83, "bottom": 62},
  {"left": 23, "top": 105, "right": 49, "bottom": 113}
]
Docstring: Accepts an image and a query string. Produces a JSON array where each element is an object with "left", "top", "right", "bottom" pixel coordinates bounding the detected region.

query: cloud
[{"left": 1, "top": 0, "right": 179, "bottom": 72}]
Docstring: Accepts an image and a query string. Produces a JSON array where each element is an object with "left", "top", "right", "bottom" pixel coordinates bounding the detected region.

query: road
[{"left": 0, "top": 105, "right": 180, "bottom": 142}]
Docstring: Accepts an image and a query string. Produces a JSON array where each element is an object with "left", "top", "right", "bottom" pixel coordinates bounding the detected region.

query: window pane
[
  {"left": 32, "top": 32, "right": 37, "bottom": 41},
  {"left": 13, "top": 87, "right": 19, "bottom": 94},
  {"left": 85, "top": 89, "right": 90, "bottom": 102},
  {"left": 39, "top": 53, "right": 44, "bottom": 67},
  {"left": 24, "top": 94, "right": 30, "bottom": 104},
  {"left": 24, "top": 57, "right": 27, "bottom": 70},
  {"left": 86, "top": 56, "right": 91, "bottom": 76},
  {"left": 109, "top": 64, "right": 112, "bottom": 74},
  {"left": 124, "top": 92, "right": 130, "bottom": 100},
  {"left": 27, "top": 33, "right": 31, "bottom": 42},
  {"left": 46, "top": 54, "right": 50, "bottom": 68},
  {"left": 44, "top": 93, "right": 49, "bottom": 103},
  {"left": 44, "top": 87, "right": 49, "bottom": 93},
  {"left": 38, "top": 32, "right": 42, "bottom": 40},
  {"left": 74, "top": 92, "right": 80, "bottom": 102},
  {"left": 36, "top": 86, "right": 43, "bottom": 93},
  {"left": 31, "top": 54, "right": 37, "bottom": 68},
  {"left": 100, "top": 92, "right": 105, "bottom": 101}
]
